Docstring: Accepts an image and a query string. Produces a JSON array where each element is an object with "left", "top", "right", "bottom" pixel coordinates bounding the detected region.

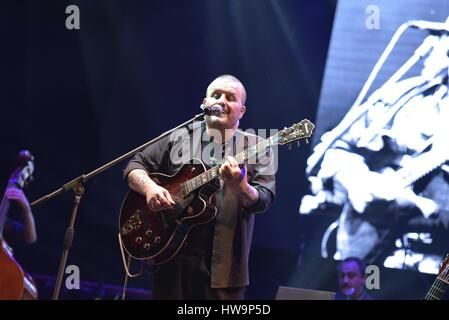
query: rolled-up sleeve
[
  {"left": 242, "top": 146, "right": 276, "bottom": 214},
  {"left": 122, "top": 136, "right": 171, "bottom": 181}
]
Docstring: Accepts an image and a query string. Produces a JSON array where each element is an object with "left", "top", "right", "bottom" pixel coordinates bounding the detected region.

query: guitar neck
[
  {"left": 180, "top": 136, "right": 275, "bottom": 196},
  {"left": 425, "top": 276, "right": 449, "bottom": 300},
  {"left": 177, "top": 119, "right": 314, "bottom": 197}
]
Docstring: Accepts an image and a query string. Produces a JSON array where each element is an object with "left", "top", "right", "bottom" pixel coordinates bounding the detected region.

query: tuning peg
[
  {"left": 288, "top": 143, "right": 292, "bottom": 150},
  {"left": 305, "top": 139, "right": 309, "bottom": 144},
  {"left": 297, "top": 141, "right": 301, "bottom": 147}
]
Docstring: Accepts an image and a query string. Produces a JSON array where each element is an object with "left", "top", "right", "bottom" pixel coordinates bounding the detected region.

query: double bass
[{"left": 0, "top": 150, "right": 38, "bottom": 300}]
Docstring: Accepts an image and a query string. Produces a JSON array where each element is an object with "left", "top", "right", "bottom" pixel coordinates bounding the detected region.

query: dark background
[
  {"left": 1, "top": 0, "right": 446, "bottom": 300},
  {"left": 0, "top": 0, "right": 334, "bottom": 299}
]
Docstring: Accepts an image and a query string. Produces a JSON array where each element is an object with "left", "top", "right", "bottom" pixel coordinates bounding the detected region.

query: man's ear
[{"left": 239, "top": 105, "right": 246, "bottom": 119}]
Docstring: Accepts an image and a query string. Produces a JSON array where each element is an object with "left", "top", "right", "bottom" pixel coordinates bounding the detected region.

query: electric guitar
[
  {"left": 424, "top": 254, "right": 449, "bottom": 300},
  {"left": 119, "top": 119, "right": 315, "bottom": 265},
  {"left": 0, "top": 150, "right": 38, "bottom": 300}
]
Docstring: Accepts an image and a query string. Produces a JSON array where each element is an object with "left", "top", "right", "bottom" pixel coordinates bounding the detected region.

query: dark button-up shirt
[{"left": 123, "top": 121, "right": 276, "bottom": 288}]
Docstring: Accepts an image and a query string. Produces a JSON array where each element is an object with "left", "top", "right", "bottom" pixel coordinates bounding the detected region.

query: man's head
[
  {"left": 203, "top": 75, "right": 247, "bottom": 133},
  {"left": 337, "top": 257, "right": 366, "bottom": 299}
]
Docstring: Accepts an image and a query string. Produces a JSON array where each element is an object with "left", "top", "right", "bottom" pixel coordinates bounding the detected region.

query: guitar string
[
  {"left": 163, "top": 126, "right": 306, "bottom": 197},
  {"left": 426, "top": 267, "right": 446, "bottom": 299},
  {"left": 427, "top": 276, "right": 447, "bottom": 299},
  {"left": 431, "top": 265, "right": 449, "bottom": 297},
  {"left": 432, "top": 265, "right": 449, "bottom": 298},
  {"left": 165, "top": 164, "right": 221, "bottom": 197},
  {"left": 164, "top": 139, "right": 270, "bottom": 196},
  {"left": 427, "top": 278, "right": 443, "bottom": 299},
  {"left": 426, "top": 263, "right": 449, "bottom": 299}
]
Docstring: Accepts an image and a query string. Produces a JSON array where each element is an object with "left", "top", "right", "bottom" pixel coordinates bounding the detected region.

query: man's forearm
[
  {"left": 237, "top": 183, "right": 259, "bottom": 207},
  {"left": 22, "top": 209, "right": 37, "bottom": 244},
  {"left": 127, "top": 169, "right": 158, "bottom": 195}
]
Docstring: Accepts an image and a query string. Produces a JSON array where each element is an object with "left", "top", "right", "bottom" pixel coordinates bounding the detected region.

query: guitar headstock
[
  {"left": 277, "top": 119, "right": 315, "bottom": 146},
  {"left": 7, "top": 150, "right": 35, "bottom": 189}
]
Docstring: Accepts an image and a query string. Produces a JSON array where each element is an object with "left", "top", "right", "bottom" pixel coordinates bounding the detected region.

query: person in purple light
[
  {"left": 336, "top": 257, "right": 374, "bottom": 300},
  {"left": 1, "top": 187, "right": 37, "bottom": 245}
]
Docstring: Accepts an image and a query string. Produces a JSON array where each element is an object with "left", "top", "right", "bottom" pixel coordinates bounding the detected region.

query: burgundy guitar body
[
  {"left": 118, "top": 119, "right": 315, "bottom": 266},
  {"left": 119, "top": 161, "right": 220, "bottom": 265}
]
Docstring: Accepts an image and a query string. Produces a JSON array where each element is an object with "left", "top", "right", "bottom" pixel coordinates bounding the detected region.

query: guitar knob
[
  {"left": 135, "top": 237, "right": 142, "bottom": 244},
  {"left": 143, "top": 243, "right": 151, "bottom": 250},
  {"left": 154, "top": 236, "right": 161, "bottom": 244},
  {"left": 145, "top": 229, "right": 153, "bottom": 237}
]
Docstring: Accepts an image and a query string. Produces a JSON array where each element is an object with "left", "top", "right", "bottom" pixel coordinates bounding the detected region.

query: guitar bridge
[{"left": 120, "top": 210, "right": 143, "bottom": 235}]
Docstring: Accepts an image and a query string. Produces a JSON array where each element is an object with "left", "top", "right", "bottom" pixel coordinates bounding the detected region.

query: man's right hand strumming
[{"left": 127, "top": 169, "right": 175, "bottom": 212}]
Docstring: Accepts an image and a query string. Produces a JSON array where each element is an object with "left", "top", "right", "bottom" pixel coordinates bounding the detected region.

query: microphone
[
  {"left": 200, "top": 104, "right": 224, "bottom": 115},
  {"left": 408, "top": 18, "right": 449, "bottom": 34},
  {"left": 344, "top": 288, "right": 355, "bottom": 300}
]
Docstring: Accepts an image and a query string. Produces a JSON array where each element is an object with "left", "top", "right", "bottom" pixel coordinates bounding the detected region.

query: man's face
[
  {"left": 203, "top": 78, "right": 246, "bottom": 131},
  {"left": 338, "top": 261, "right": 366, "bottom": 298}
]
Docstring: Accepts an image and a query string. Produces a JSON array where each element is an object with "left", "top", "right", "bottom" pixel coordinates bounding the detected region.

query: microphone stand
[{"left": 31, "top": 112, "right": 205, "bottom": 300}]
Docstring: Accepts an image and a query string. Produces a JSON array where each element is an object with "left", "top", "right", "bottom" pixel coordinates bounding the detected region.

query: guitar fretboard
[
  {"left": 424, "top": 276, "right": 449, "bottom": 300},
  {"left": 180, "top": 137, "right": 274, "bottom": 197}
]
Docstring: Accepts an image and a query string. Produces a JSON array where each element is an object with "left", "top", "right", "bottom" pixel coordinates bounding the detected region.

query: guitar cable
[{"left": 118, "top": 233, "right": 144, "bottom": 300}]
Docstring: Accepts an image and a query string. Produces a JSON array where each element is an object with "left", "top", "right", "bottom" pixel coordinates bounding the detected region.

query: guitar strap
[{"left": 118, "top": 233, "right": 145, "bottom": 300}]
